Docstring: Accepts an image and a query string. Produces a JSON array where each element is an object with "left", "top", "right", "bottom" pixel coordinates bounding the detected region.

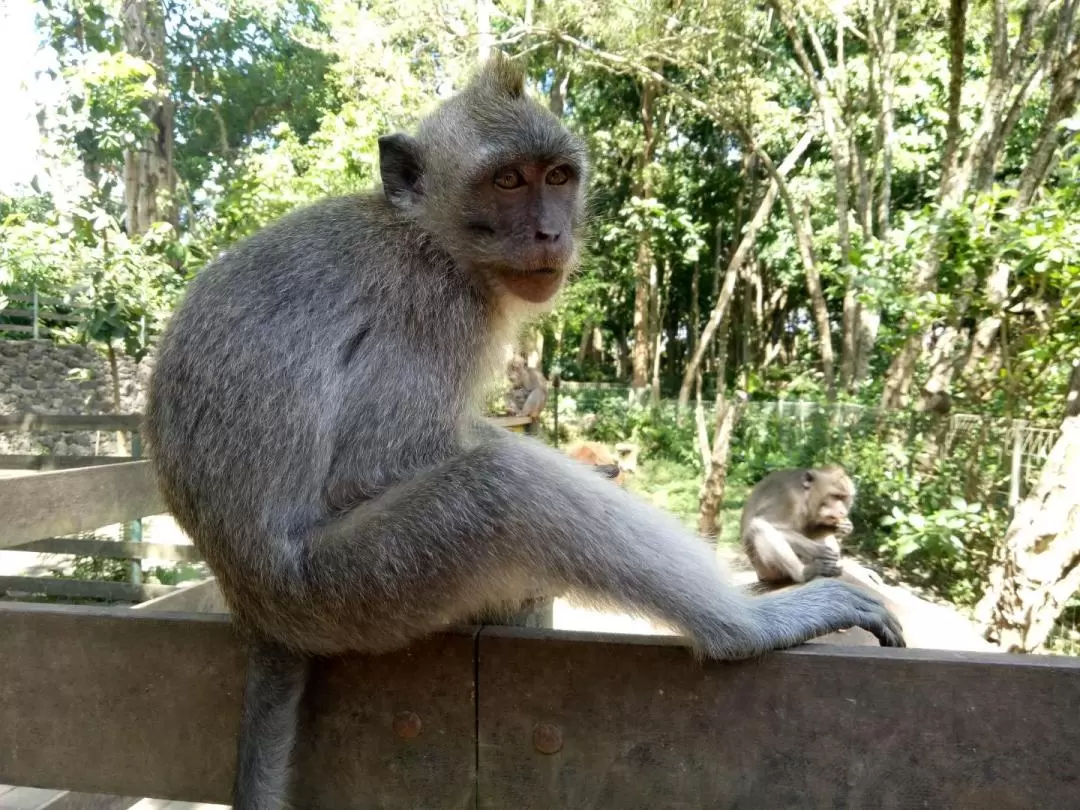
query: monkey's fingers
[{"left": 846, "top": 590, "right": 906, "bottom": 648}]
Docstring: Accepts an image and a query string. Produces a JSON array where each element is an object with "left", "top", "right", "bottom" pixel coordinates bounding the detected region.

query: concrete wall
[{"left": 0, "top": 340, "right": 148, "bottom": 455}]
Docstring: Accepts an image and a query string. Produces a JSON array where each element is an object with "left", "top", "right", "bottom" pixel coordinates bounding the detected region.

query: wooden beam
[
  {"left": 476, "top": 628, "right": 1080, "bottom": 809},
  {"left": 0, "top": 455, "right": 132, "bottom": 471},
  {"left": 0, "top": 603, "right": 477, "bottom": 806},
  {"left": 133, "top": 579, "right": 227, "bottom": 613},
  {"left": 487, "top": 415, "right": 535, "bottom": 430},
  {"left": 1, "top": 605, "right": 1079, "bottom": 807},
  {"left": 0, "top": 414, "right": 143, "bottom": 433},
  {"left": 0, "top": 577, "right": 177, "bottom": 602},
  {"left": 10, "top": 537, "right": 202, "bottom": 562},
  {"left": 0, "top": 308, "right": 83, "bottom": 324},
  {"left": 0, "top": 461, "right": 163, "bottom": 548}
]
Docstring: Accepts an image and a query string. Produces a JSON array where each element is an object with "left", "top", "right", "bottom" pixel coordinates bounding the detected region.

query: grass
[{"left": 624, "top": 458, "right": 748, "bottom": 550}]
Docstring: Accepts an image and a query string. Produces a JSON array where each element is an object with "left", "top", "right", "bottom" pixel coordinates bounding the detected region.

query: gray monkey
[{"left": 144, "top": 54, "right": 904, "bottom": 810}]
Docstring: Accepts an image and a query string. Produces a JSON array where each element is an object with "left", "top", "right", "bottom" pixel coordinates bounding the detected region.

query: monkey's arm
[{"left": 311, "top": 435, "right": 902, "bottom": 656}]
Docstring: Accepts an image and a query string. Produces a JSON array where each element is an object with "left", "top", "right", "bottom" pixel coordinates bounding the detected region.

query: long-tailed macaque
[
  {"left": 504, "top": 354, "right": 548, "bottom": 417},
  {"left": 144, "top": 56, "right": 903, "bottom": 810},
  {"left": 741, "top": 464, "right": 857, "bottom": 584},
  {"left": 566, "top": 440, "right": 624, "bottom": 483}
]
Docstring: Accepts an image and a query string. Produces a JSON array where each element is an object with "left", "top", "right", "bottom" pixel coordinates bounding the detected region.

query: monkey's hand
[
  {"left": 834, "top": 518, "right": 854, "bottom": 537},
  {"left": 805, "top": 543, "right": 842, "bottom": 579}
]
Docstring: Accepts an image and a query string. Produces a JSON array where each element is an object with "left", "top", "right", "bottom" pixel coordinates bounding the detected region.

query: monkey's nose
[{"left": 535, "top": 229, "right": 561, "bottom": 243}]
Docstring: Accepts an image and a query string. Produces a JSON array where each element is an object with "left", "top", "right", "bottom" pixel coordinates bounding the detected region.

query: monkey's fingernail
[
  {"left": 393, "top": 711, "right": 422, "bottom": 739},
  {"left": 533, "top": 722, "right": 563, "bottom": 754}
]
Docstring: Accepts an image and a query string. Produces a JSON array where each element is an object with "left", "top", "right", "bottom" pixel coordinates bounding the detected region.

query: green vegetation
[{"left": 2, "top": 0, "right": 1079, "bottom": 650}]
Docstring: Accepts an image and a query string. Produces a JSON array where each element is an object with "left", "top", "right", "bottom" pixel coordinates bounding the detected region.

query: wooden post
[
  {"left": 127, "top": 432, "right": 144, "bottom": 586},
  {"left": 32, "top": 287, "right": 39, "bottom": 340},
  {"left": 551, "top": 370, "right": 560, "bottom": 448},
  {"left": 1009, "top": 420, "right": 1026, "bottom": 507}
]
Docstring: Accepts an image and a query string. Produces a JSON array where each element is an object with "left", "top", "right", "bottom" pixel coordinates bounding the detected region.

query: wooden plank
[
  {"left": 0, "top": 324, "right": 53, "bottom": 336},
  {"left": 6, "top": 294, "right": 68, "bottom": 307},
  {"left": 0, "top": 577, "right": 177, "bottom": 602},
  {"left": 0, "top": 415, "right": 143, "bottom": 433},
  {"left": 0, "top": 309, "right": 83, "bottom": 324},
  {"left": 0, "top": 604, "right": 477, "bottom": 807},
  {"left": 0, "top": 461, "right": 163, "bottom": 548},
  {"left": 37, "top": 792, "right": 140, "bottom": 810},
  {"left": 477, "top": 627, "right": 1080, "bottom": 809},
  {"left": 0, "top": 456, "right": 131, "bottom": 472},
  {"left": 487, "top": 415, "right": 535, "bottom": 430},
  {"left": 133, "top": 579, "right": 227, "bottom": 614},
  {"left": 10, "top": 538, "right": 202, "bottom": 563}
]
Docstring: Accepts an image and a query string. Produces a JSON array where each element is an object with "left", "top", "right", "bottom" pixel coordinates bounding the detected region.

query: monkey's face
[
  {"left": 812, "top": 489, "right": 854, "bottom": 534},
  {"left": 378, "top": 58, "right": 589, "bottom": 308},
  {"left": 804, "top": 466, "right": 855, "bottom": 534},
  {"left": 461, "top": 159, "right": 585, "bottom": 304}
]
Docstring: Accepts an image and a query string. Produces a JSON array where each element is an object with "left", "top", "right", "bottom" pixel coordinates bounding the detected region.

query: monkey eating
[
  {"left": 565, "top": 440, "right": 625, "bottom": 484},
  {"left": 144, "top": 55, "right": 903, "bottom": 810},
  {"left": 740, "top": 464, "right": 857, "bottom": 585},
  {"left": 504, "top": 354, "right": 548, "bottom": 417}
]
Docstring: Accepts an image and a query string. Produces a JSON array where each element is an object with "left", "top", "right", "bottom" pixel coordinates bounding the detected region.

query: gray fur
[
  {"left": 741, "top": 467, "right": 855, "bottom": 583},
  {"left": 144, "top": 55, "right": 903, "bottom": 809}
]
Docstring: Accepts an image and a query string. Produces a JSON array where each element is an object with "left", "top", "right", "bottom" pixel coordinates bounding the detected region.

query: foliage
[{"left": 3, "top": 0, "right": 1079, "bottom": 627}]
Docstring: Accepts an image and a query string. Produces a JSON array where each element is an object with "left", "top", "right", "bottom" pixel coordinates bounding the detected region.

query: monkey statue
[
  {"left": 565, "top": 440, "right": 625, "bottom": 484},
  {"left": 740, "top": 464, "right": 857, "bottom": 584},
  {"left": 504, "top": 354, "right": 548, "bottom": 417},
  {"left": 144, "top": 55, "right": 903, "bottom": 810}
]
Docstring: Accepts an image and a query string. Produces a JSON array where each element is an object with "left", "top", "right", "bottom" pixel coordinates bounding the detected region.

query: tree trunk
[
  {"left": 795, "top": 198, "right": 836, "bottom": 399},
  {"left": 548, "top": 42, "right": 570, "bottom": 118},
  {"left": 121, "top": 0, "right": 175, "bottom": 235},
  {"left": 853, "top": 0, "right": 894, "bottom": 386},
  {"left": 106, "top": 343, "right": 130, "bottom": 456},
  {"left": 698, "top": 320, "right": 745, "bottom": 539},
  {"left": 879, "top": 0, "right": 968, "bottom": 410},
  {"left": 768, "top": 2, "right": 852, "bottom": 391},
  {"left": 678, "top": 131, "right": 815, "bottom": 408},
  {"left": 475, "top": 0, "right": 493, "bottom": 61},
  {"left": 974, "top": 414, "right": 1080, "bottom": 652},
  {"left": 630, "top": 80, "right": 658, "bottom": 396},
  {"left": 650, "top": 261, "right": 668, "bottom": 407}
]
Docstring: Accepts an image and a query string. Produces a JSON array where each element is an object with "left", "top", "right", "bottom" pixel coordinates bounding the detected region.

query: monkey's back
[{"left": 144, "top": 194, "right": 486, "bottom": 605}]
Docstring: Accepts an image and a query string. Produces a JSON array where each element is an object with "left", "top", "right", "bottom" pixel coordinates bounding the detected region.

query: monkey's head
[
  {"left": 377, "top": 53, "right": 589, "bottom": 307},
  {"left": 803, "top": 464, "right": 855, "bottom": 535}
]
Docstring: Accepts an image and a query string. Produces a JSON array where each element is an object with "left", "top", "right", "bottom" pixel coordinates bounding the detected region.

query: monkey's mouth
[{"left": 498, "top": 266, "right": 564, "bottom": 304}]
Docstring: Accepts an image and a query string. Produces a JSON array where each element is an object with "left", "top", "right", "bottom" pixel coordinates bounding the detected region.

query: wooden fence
[
  {"left": 2, "top": 412, "right": 1080, "bottom": 807},
  {"left": 0, "top": 412, "right": 538, "bottom": 603},
  {"left": 0, "top": 292, "right": 86, "bottom": 338}
]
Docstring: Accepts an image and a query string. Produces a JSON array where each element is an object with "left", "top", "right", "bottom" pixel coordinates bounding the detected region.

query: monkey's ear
[
  {"left": 378, "top": 133, "right": 425, "bottom": 209},
  {"left": 802, "top": 470, "right": 816, "bottom": 489}
]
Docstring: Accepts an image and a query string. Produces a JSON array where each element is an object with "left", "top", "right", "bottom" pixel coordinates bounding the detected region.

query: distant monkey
[
  {"left": 504, "top": 355, "right": 548, "bottom": 417},
  {"left": 741, "top": 465, "right": 856, "bottom": 584},
  {"left": 144, "top": 56, "right": 903, "bottom": 810},
  {"left": 566, "top": 440, "right": 624, "bottom": 484}
]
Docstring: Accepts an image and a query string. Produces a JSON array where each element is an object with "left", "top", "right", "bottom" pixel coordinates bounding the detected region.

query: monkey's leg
[
  {"left": 233, "top": 641, "right": 310, "bottom": 810},
  {"left": 309, "top": 436, "right": 904, "bottom": 657},
  {"left": 520, "top": 387, "right": 547, "bottom": 418},
  {"left": 784, "top": 531, "right": 843, "bottom": 579},
  {"left": 744, "top": 518, "right": 811, "bottom": 583}
]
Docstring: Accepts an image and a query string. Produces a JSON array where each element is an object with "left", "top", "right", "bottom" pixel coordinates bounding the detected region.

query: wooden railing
[
  {"left": 3, "top": 601, "right": 1079, "bottom": 807},
  {"left": 2, "top": 411, "right": 1079, "bottom": 806},
  {"left": 0, "top": 412, "right": 539, "bottom": 603}
]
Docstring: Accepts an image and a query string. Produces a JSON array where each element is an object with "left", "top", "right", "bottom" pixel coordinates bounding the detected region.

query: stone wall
[{"left": 0, "top": 339, "right": 149, "bottom": 456}]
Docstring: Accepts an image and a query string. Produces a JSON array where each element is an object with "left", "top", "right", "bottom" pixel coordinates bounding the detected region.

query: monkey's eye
[
  {"left": 494, "top": 168, "right": 525, "bottom": 190},
  {"left": 546, "top": 166, "right": 570, "bottom": 186}
]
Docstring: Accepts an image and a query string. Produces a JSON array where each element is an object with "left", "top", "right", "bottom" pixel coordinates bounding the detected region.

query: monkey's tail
[{"left": 233, "top": 640, "right": 311, "bottom": 810}]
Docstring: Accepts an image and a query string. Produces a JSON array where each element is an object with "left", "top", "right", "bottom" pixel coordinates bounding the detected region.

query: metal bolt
[
  {"left": 533, "top": 722, "right": 563, "bottom": 755},
  {"left": 393, "top": 711, "right": 422, "bottom": 739}
]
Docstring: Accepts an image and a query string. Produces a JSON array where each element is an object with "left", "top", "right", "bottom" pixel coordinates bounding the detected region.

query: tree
[{"left": 975, "top": 366, "right": 1080, "bottom": 651}]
